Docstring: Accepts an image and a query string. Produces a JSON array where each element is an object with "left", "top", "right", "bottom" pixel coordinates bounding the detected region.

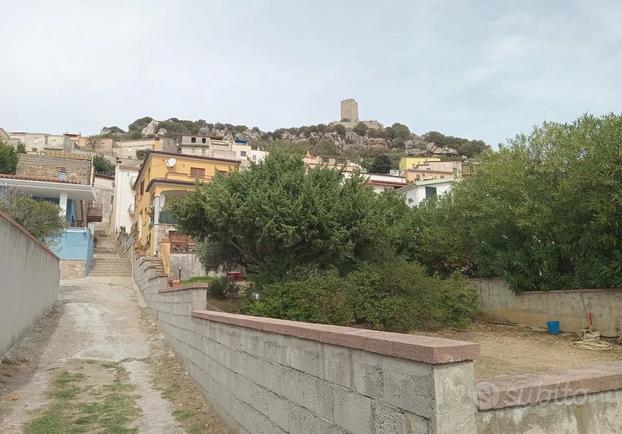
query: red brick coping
[
  {"left": 476, "top": 364, "right": 622, "bottom": 410},
  {"left": 191, "top": 310, "right": 479, "bottom": 365},
  {"left": 159, "top": 284, "right": 209, "bottom": 293}
]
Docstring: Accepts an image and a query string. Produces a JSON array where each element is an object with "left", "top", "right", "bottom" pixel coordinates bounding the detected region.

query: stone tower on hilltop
[{"left": 340, "top": 98, "right": 359, "bottom": 122}]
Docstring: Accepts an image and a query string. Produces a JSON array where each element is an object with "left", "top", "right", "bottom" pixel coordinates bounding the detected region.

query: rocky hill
[{"left": 99, "top": 117, "right": 490, "bottom": 159}]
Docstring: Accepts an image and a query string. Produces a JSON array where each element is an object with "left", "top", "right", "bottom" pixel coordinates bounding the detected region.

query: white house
[
  {"left": 398, "top": 177, "right": 456, "bottom": 207},
  {"left": 110, "top": 164, "right": 139, "bottom": 234},
  {"left": 178, "top": 135, "right": 268, "bottom": 168}
]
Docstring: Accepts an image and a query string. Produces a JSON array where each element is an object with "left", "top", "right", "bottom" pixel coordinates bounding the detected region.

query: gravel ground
[{"left": 0, "top": 275, "right": 228, "bottom": 433}]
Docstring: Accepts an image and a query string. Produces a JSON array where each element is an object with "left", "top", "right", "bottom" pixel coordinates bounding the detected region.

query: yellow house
[
  {"left": 398, "top": 156, "right": 441, "bottom": 171},
  {"left": 133, "top": 151, "right": 240, "bottom": 254}
]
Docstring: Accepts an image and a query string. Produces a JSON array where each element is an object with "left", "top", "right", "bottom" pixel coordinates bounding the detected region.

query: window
[
  {"left": 216, "top": 170, "right": 228, "bottom": 177},
  {"left": 240, "top": 151, "right": 247, "bottom": 157},
  {"left": 425, "top": 186, "right": 437, "bottom": 199},
  {"left": 201, "top": 137, "right": 207, "bottom": 144},
  {"left": 190, "top": 167, "right": 205, "bottom": 178},
  {"left": 191, "top": 137, "right": 196, "bottom": 143},
  {"left": 140, "top": 180, "right": 144, "bottom": 194},
  {"left": 58, "top": 167, "right": 67, "bottom": 181}
]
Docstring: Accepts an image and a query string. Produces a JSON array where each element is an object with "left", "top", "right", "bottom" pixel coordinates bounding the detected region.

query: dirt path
[
  {"left": 0, "top": 274, "right": 227, "bottom": 433},
  {"left": 420, "top": 321, "right": 622, "bottom": 379}
]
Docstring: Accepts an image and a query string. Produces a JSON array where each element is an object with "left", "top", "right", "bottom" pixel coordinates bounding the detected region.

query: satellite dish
[{"left": 166, "top": 157, "right": 177, "bottom": 168}]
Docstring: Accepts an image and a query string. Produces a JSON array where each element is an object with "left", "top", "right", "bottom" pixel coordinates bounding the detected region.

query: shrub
[
  {"left": 207, "top": 277, "right": 238, "bottom": 299},
  {"left": 245, "top": 261, "right": 478, "bottom": 332}
]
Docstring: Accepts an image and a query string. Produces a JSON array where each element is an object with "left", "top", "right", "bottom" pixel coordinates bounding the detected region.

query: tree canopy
[
  {"left": 172, "top": 151, "right": 403, "bottom": 283},
  {"left": 0, "top": 188, "right": 66, "bottom": 244},
  {"left": 93, "top": 154, "right": 116, "bottom": 175},
  {"left": 410, "top": 113, "right": 622, "bottom": 291},
  {"left": 0, "top": 140, "right": 23, "bottom": 174},
  {"left": 369, "top": 154, "right": 392, "bottom": 173}
]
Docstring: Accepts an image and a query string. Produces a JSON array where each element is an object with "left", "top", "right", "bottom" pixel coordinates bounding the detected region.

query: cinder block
[
  {"left": 280, "top": 369, "right": 334, "bottom": 421},
  {"left": 333, "top": 385, "right": 374, "bottom": 434},
  {"left": 353, "top": 354, "right": 385, "bottom": 400},
  {"left": 285, "top": 339, "right": 322, "bottom": 377},
  {"left": 373, "top": 402, "right": 428, "bottom": 434},
  {"left": 320, "top": 344, "right": 353, "bottom": 388},
  {"left": 431, "top": 363, "right": 476, "bottom": 434},
  {"left": 287, "top": 402, "right": 345, "bottom": 434},
  {"left": 382, "top": 359, "right": 435, "bottom": 417}
]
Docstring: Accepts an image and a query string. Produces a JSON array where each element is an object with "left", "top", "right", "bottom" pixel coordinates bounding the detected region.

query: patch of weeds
[
  {"left": 173, "top": 408, "right": 195, "bottom": 421},
  {"left": 160, "top": 383, "right": 181, "bottom": 400},
  {"left": 186, "top": 424, "right": 205, "bottom": 434},
  {"left": 24, "top": 407, "right": 63, "bottom": 434},
  {"left": 101, "top": 361, "right": 118, "bottom": 369},
  {"left": 24, "top": 362, "right": 141, "bottom": 434}
]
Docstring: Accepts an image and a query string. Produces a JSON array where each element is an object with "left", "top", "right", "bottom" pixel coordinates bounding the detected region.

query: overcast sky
[{"left": 1, "top": 0, "right": 620, "bottom": 146}]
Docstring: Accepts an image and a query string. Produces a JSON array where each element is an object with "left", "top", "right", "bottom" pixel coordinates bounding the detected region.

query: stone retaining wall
[{"left": 134, "top": 257, "right": 622, "bottom": 434}]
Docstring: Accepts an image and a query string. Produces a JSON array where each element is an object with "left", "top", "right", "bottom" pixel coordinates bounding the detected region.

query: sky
[{"left": 1, "top": 0, "right": 621, "bottom": 146}]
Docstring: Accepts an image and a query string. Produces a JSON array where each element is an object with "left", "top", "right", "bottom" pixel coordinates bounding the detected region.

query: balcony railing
[
  {"left": 158, "top": 209, "right": 177, "bottom": 225},
  {"left": 87, "top": 203, "right": 103, "bottom": 223}
]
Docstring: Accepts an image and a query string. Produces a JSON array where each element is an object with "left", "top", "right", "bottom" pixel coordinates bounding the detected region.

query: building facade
[
  {"left": 178, "top": 135, "right": 268, "bottom": 168},
  {"left": 110, "top": 164, "right": 140, "bottom": 235},
  {"left": 398, "top": 156, "right": 442, "bottom": 172},
  {"left": 403, "top": 160, "right": 462, "bottom": 183},
  {"left": 113, "top": 137, "right": 176, "bottom": 160},
  {"left": 8, "top": 132, "right": 77, "bottom": 153},
  {"left": 17, "top": 152, "right": 93, "bottom": 185},
  {"left": 133, "top": 151, "right": 240, "bottom": 254},
  {"left": 398, "top": 177, "right": 456, "bottom": 207}
]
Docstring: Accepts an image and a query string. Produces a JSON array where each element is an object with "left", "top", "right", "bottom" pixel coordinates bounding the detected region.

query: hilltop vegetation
[{"left": 97, "top": 116, "right": 490, "bottom": 160}]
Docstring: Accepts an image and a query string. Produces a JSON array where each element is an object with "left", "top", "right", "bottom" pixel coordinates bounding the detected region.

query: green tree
[
  {"left": 93, "top": 155, "right": 115, "bottom": 175},
  {"left": 0, "top": 141, "right": 18, "bottom": 174},
  {"left": 172, "top": 151, "right": 398, "bottom": 284},
  {"left": 369, "top": 154, "right": 392, "bottom": 173},
  {"left": 312, "top": 139, "right": 339, "bottom": 156},
  {"left": 0, "top": 188, "right": 66, "bottom": 244},
  {"left": 334, "top": 124, "right": 347, "bottom": 138},
  {"left": 127, "top": 116, "right": 153, "bottom": 133},
  {"left": 353, "top": 122, "right": 369, "bottom": 136},
  {"left": 391, "top": 122, "right": 411, "bottom": 139},
  {"left": 450, "top": 113, "right": 622, "bottom": 291}
]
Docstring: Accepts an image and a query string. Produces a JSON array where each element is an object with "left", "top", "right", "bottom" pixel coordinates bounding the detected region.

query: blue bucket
[{"left": 546, "top": 320, "right": 561, "bottom": 335}]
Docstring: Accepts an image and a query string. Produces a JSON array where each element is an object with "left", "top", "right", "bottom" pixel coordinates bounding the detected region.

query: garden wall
[
  {"left": 0, "top": 211, "right": 60, "bottom": 359},
  {"left": 134, "top": 258, "right": 622, "bottom": 433},
  {"left": 473, "top": 278, "right": 622, "bottom": 337}
]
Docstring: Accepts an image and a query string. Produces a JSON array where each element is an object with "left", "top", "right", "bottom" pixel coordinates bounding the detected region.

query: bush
[
  {"left": 207, "top": 277, "right": 238, "bottom": 298},
  {"left": 450, "top": 114, "right": 622, "bottom": 291},
  {"left": 245, "top": 261, "right": 478, "bottom": 332}
]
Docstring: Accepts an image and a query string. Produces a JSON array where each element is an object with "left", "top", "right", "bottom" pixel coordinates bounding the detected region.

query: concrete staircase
[{"left": 89, "top": 234, "right": 132, "bottom": 277}]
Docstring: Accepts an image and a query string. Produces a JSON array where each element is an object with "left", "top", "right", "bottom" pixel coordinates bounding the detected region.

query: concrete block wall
[
  {"left": 0, "top": 212, "right": 60, "bottom": 359},
  {"left": 134, "top": 258, "right": 622, "bottom": 434},
  {"left": 134, "top": 256, "right": 479, "bottom": 434},
  {"left": 473, "top": 278, "right": 622, "bottom": 336}
]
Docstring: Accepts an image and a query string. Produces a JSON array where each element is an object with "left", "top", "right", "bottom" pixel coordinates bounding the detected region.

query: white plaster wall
[
  {"left": 405, "top": 182, "right": 453, "bottom": 207},
  {"left": 111, "top": 167, "right": 138, "bottom": 234},
  {"left": 0, "top": 214, "right": 60, "bottom": 358}
]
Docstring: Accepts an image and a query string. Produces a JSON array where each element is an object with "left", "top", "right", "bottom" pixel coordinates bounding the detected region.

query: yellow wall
[
  {"left": 404, "top": 169, "right": 453, "bottom": 183},
  {"left": 398, "top": 156, "right": 441, "bottom": 171},
  {"left": 134, "top": 153, "right": 239, "bottom": 249}
]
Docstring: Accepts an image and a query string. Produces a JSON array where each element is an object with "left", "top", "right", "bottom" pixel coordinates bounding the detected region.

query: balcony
[
  {"left": 158, "top": 209, "right": 177, "bottom": 225},
  {"left": 86, "top": 203, "right": 103, "bottom": 223}
]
